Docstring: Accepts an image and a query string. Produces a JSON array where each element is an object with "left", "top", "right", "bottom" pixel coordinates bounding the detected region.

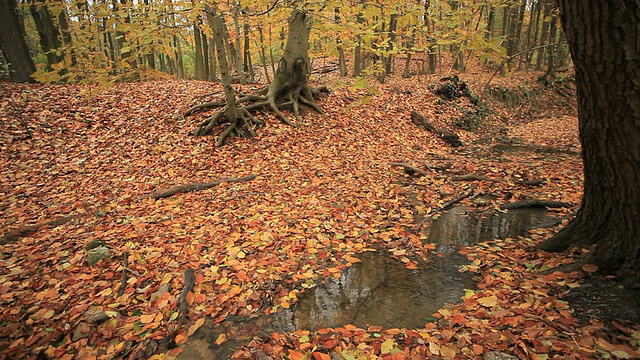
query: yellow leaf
[
  {"left": 161, "top": 273, "right": 172, "bottom": 284},
  {"left": 188, "top": 318, "right": 205, "bottom": 336},
  {"left": 215, "top": 333, "right": 226, "bottom": 345},
  {"left": 429, "top": 341, "right": 440, "bottom": 355},
  {"left": 380, "top": 338, "right": 395, "bottom": 355},
  {"left": 440, "top": 345, "right": 456, "bottom": 359},
  {"left": 478, "top": 295, "right": 498, "bottom": 307}
]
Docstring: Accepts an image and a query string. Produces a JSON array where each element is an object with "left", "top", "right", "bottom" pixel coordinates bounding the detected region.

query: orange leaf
[
  {"left": 582, "top": 263, "right": 598, "bottom": 273},
  {"left": 215, "top": 333, "right": 226, "bottom": 345},
  {"left": 188, "top": 318, "right": 205, "bottom": 337},
  {"left": 312, "top": 352, "right": 331, "bottom": 360},
  {"left": 175, "top": 333, "right": 187, "bottom": 344},
  {"left": 288, "top": 350, "right": 306, "bottom": 360},
  {"left": 139, "top": 314, "right": 155, "bottom": 323},
  {"left": 167, "top": 347, "right": 184, "bottom": 356}
]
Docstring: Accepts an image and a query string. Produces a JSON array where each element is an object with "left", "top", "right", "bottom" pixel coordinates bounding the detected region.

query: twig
[
  {"left": 414, "top": 186, "right": 477, "bottom": 231},
  {"left": 178, "top": 268, "right": 195, "bottom": 318},
  {"left": 118, "top": 252, "right": 129, "bottom": 297}
]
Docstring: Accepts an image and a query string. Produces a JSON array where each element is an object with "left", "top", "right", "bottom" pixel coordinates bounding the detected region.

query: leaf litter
[{"left": 0, "top": 70, "right": 638, "bottom": 359}]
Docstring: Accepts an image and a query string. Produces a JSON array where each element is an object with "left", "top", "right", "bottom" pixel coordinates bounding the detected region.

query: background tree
[
  {"left": 536, "top": 1, "right": 640, "bottom": 287},
  {"left": 0, "top": 0, "right": 36, "bottom": 82}
]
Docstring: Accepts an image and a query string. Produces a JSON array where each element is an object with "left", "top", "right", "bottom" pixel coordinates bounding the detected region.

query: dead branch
[
  {"left": 410, "top": 111, "right": 463, "bottom": 147},
  {"left": 515, "top": 178, "right": 547, "bottom": 186},
  {"left": 144, "top": 175, "right": 257, "bottom": 199},
  {"left": 118, "top": 252, "right": 129, "bottom": 297},
  {"left": 414, "top": 186, "right": 477, "bottom": 231},
  {"left": 501, "top": 199, "right": 571, "bottom": 210},
  {"left": 451, "top": 174, "right": 497, "bottom": 182},
  {"left": 0, "top": 215, "right": 75, "bottom": 245},
  {"left": 389, "top": 162, "right": 430, "bottom": 176},
  {"left": 178, "top": 268, "right": 195, "bottom": 318}
]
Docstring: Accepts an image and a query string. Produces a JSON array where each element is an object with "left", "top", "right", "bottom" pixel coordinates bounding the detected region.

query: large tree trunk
[
  {"left": 0, "top": 0, "right": 36, "bottom": 82},
  {"left": 536, "top": 1, "right": 640, "bottom": 287}
]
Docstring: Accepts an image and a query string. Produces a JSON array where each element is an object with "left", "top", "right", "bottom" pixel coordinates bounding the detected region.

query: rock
[
  {"left": 87, "top": 246, "right": 111, "bottom": 265},
  {"left": 482, "top": 351, "right": 519, "bottom": 360},
  {"left": 86, "top": 308, "right": 110, "bottom": 323},
  {"left": 86, "top": 239, "right": 106, "bottom": 250},
  {"left": 72, "top": 322, "right": 92, "bottom": 341}
]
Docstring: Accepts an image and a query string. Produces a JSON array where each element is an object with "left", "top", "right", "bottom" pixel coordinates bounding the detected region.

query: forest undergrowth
[{"left": 1, "top": 65, "right": 638, "bottom": 359}]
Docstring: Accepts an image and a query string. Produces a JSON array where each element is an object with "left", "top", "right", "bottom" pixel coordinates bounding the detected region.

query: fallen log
[
  {"left": 515, "top": 178, "right": 546, "bottom": 186},
  {"left": 144, "top": 175, "right": 257, "bottom": 199},
  {"left": 410, "top": 110, "right": 463, "bottom": 147},
  {"left": 0, "top": 215, "right": 75, "bottom": 245},
  {"left": 451, "top": 174, "right": 497, "bottom": 182},
  {"left": 389, "top": 162, "right": 430, "bottom": 176},
  {"left": 501, "top": 199, "right": 571, "bottom": 210}
]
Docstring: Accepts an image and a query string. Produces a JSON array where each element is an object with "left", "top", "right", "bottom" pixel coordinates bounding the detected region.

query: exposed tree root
[{"left": 187, "top": 84, "right": 327, "bottom": 146}]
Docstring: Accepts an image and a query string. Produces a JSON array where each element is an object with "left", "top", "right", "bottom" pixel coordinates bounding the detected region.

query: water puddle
[
  {"left": 292, "top": 250, "right": 474, "bottom": 330},
  {"left": 424, "top": 206, "right": 551, "bottom": 253},
  {"left": 180, "top": 205, "right": 552, "bottom": 358}
]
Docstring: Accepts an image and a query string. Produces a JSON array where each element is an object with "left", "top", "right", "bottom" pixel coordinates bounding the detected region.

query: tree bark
[
  {"left": 536, "top": 1, "right": 640, "bottom": 287},
  {"left": 0, "top": 0, "right": 36, "bottom": 82}
]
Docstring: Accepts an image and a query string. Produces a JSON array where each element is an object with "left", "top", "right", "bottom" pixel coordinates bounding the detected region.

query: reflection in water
[
  {"left": 293, "top": 206, "right": 550, "bottom": 329},
  {"left": 426, "top": 207, "right": 550, "bottom": 252},
  {"left": 294, "top": 251, "right": 473, "bottom": 329}
]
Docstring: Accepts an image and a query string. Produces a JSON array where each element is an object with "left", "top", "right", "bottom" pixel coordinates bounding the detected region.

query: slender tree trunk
[
  {"left": 0, "top": 0, "right": 36, "bottom": 82},
  {"left": 257, "top": 25, "right": 270, "bottom": 82},
  {"left": 173, "top": 34, "right": 185, "bottom": 79},
  {"left": 243, "top": 22, "right": 254, "bottom": 82},
  {"left": 537, "top": 1, "right": 640, "bottom": 287},
  {"left": 545, "top": 12, "right": 558, "bottom": 76},
  {"left": 536, "top": 0, "right": 551, "bottom": 70},
  {"left": 194, "top": 22, "right": 205, "bottom": 80},
  {"left": 232, "top": 5, "right": 245, "bottom": 84}
]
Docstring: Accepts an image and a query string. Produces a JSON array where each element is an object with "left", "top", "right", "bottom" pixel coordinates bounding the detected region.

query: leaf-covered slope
[{"left": 1, "top": 77, "right": 632, "bottom": 359}]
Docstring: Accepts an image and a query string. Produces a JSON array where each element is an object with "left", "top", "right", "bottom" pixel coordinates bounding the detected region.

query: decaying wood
[
  {"left": 118, "top": 252, "right": 129, "bottom": 297},
  {"left": 410, "top": 110, "right": 463, "bottom": 147},
  {"left": 501, "top": 199, "right": 571, "bottom": 210},
  {"left": 515, "top": 178, "right": 547, "bottom": 186},
  {"left": 179, "top": 268, "right": 195, "bottom": 317},
  {"left": 389, "top": 162, "right": 429, "bottom": 176},
  {"left": 414, "top": 186, "right": 477, "bottom": 231},
  {"left": 451, "top": 174, "right": 497, "bottom": 182},
  {"left": 0, "top": 215, "right": 75, "bottom": 245},
  {"left": 144, "top": 175, "right": 257, "bottom": 199}
]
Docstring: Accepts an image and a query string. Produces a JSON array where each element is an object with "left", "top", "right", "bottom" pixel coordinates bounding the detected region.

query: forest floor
[{"left": 1, "top": 62, "right": 639, "bottom": 359}]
